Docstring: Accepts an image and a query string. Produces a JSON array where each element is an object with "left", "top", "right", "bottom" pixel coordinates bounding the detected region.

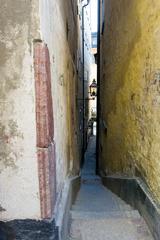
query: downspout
[
  {"left": 82, "top": 0, "right": 90, "bottom": 161},
  {"left": 96, "top": 0, "right": 101, "bottom": 174}
]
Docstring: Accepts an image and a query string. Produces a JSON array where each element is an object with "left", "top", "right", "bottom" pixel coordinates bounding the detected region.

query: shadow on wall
[{"left": 100, "top": 0, "right": 144, "bottom": 176}]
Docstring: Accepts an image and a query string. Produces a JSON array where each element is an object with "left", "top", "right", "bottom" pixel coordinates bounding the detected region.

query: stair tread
[
  {"left": 71, "top": 205, "right": 132, "bottom": 212},
  {"left": 70, "top": 209, "right": 141, "bottom": 220},
  {"left": 68, "top": 136, "right": 153, "bottom": 240},
  {"left": 69, "top": 217, "right": 154, "bottom": 240}
]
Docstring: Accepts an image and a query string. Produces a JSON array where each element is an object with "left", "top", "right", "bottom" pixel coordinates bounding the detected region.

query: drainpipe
[
  {"left": 96, "top": 0, "right": 101, "bottom": 174},
  {"left": 82, "top": 0, "right": 90, "bottom": 162}
]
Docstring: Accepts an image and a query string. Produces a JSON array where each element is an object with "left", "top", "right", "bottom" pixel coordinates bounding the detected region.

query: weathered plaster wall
[
  {"left": 100, "top": 0, "right": 160, "bottom": 202},
  {"left": 0, "top": 0, "right": 90, "bottom": 221},
  {"left": 77, "top": 1, "right": 92, "bottom": 149},
  {"left": 0, "top": 0, "right": 41, "bottom": 219},
  {"left": 39, "top": 0, "right": 81, "bottom": 203},
  {"left": 84, "top": 4, "right": 93, "bottom": 136}
]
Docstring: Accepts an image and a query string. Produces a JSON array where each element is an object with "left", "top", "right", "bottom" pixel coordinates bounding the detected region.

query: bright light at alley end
[{"left": 89, "top": 79, "right": 97, "bottom": 97}]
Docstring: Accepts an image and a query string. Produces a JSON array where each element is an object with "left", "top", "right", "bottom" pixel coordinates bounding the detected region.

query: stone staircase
[
  {"left": 68, "top": 177, "right": 153, "bottom": 240},
  {"left": 67, "top": 136, "right": 154, "bottom": 240}
]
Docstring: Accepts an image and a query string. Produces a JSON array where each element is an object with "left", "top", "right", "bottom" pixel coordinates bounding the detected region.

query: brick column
[{"left": 34, "top": 42, "right": 56, "bottom": 219}]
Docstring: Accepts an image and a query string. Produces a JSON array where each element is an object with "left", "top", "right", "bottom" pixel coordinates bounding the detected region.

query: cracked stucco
[{"left": 0, "top": 0, "right": 41, "bottom": 220}]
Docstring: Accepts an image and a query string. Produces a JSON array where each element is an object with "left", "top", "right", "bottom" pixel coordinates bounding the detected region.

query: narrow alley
[
  {"left": 68, "top": 137, "right": 153, "bottom": 240},
  {"left": 1, "top": 0, "right": 160, "bottom": 240}
]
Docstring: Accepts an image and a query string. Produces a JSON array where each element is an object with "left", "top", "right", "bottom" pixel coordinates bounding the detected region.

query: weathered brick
[
  {"left": 37, "top": 142, "right": 56, "bottom": 219},
  {"left": 34, "top": 42, "right": 54, "bottom": 148},
  {"left": 34, "top": 42, "right": 56, "bottom": 219}
]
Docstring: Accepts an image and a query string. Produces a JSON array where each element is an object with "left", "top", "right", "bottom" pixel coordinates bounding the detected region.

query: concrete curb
[{"left": 54, "top": 176, "right": 81, "bottom": 240}]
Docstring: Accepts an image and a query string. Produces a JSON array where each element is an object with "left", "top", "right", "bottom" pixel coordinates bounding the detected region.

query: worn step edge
[
  {"left": 101, "top": 186, "right": 134, "bottom": 210},
  {"left": 70, "top": 210, "right": 141, "bottom": 220},
  {"left": 71, "top": 204, "right": 132, "bottom": 212},
  {"left": 71, "top": 205, "right": 119, "bottom": 211}
]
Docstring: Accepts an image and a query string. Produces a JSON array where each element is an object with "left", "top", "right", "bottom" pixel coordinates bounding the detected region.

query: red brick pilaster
[
  {"left": 37, "top": 143, "right": 56, "bottom": 219},
  {"left": 34, "top": 42, "right": 56, "bottom": 219}
]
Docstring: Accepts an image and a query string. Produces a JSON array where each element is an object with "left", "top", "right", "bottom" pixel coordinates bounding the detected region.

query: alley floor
[{"left": 68, "top": 136, "right": 154, "bottom": 240}]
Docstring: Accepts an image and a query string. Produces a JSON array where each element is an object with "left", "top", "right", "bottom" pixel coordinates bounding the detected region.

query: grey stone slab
[{"left": 70, "top": 218, "right": 153, "bottom": 240}]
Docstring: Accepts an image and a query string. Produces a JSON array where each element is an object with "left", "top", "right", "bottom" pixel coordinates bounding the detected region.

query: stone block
[
  {"left": 34, "top": 42, "right": 54, "bottom": 148},
  {"left": 37, "top": 142, "right": 56, "bottom": 219}
]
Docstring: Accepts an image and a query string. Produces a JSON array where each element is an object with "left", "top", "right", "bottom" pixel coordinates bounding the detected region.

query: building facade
[
  {"left": 0, "top": 0, "right": 92, "bottom": 235},
  {"left": 78, "top": 0, "right": 93, "bottom": 151},
  {"left": 99, "top": 0, "right": 160, "bottom": 204}
]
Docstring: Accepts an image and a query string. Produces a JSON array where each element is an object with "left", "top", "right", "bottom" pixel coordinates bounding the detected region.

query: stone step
[
  {"left": 101, "top": 186, "right": 134, "bottom": 211},
  {"left": 71, "top": 196, "right": 133, "bottom": 212},
  {"left": 112, "top": 196, "right": 133, "bottom": 211},
  {"left": 67, "top": 136, "right": 153, "bottom": 240},
  {"left": 70, "top": 209, "right": 141, "bottom": 220},
  {"left": 81, "top": 176, "right": 102, "bottom": 185},
  {"left": 71, "top": 204, "right": 117, "bottom": 212},
  {"left": 69, "top": 217, "right": 154, "bottom": 240},
  {"left": 71, "top": 204, "right": 132, "bottom": 212},
  {"left": 73, "top": 183, "right": 133, "bottom": 212}
]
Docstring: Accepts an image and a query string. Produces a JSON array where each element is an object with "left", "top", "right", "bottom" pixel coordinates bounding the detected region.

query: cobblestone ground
[{"left": 68, "top": 136, "right": 154, "bottom": 240}]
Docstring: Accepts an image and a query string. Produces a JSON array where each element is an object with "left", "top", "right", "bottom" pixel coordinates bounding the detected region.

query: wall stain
[
  {"left": 0, "top": 0, "right": 35, "bottom": 174},
  {"left": 0, "top": 205, "right": 6, "bottom": 212},
  {"left": 0, "top": 120, "right": 23, "bottom": 172}
]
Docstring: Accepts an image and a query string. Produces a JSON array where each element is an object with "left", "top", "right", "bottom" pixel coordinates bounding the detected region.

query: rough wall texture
[
  {"left": 34, "top": 42, "right": 54, "bottom": 148},
  {"left": 83, "top": 4, "right": 93, "bottom": 145},
  {"left": 100, "top": 0, "right": 160, "bottom": 202},
  {"left": 39, "top": 0, "right": 81, "bottom": 205},
  {"left": 0, "top": 0, "right": 41, "bottom": 220},
  {"left": 34, "top": 42, "right": 56, "bottom": 219},
  {"left": 0, "top": 0, "right": 88, "bottom": 222}
]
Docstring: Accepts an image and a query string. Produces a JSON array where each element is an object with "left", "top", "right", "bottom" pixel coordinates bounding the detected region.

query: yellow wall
[{"left": 100, "top": 0, "right": 160, "bottom": 202}]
